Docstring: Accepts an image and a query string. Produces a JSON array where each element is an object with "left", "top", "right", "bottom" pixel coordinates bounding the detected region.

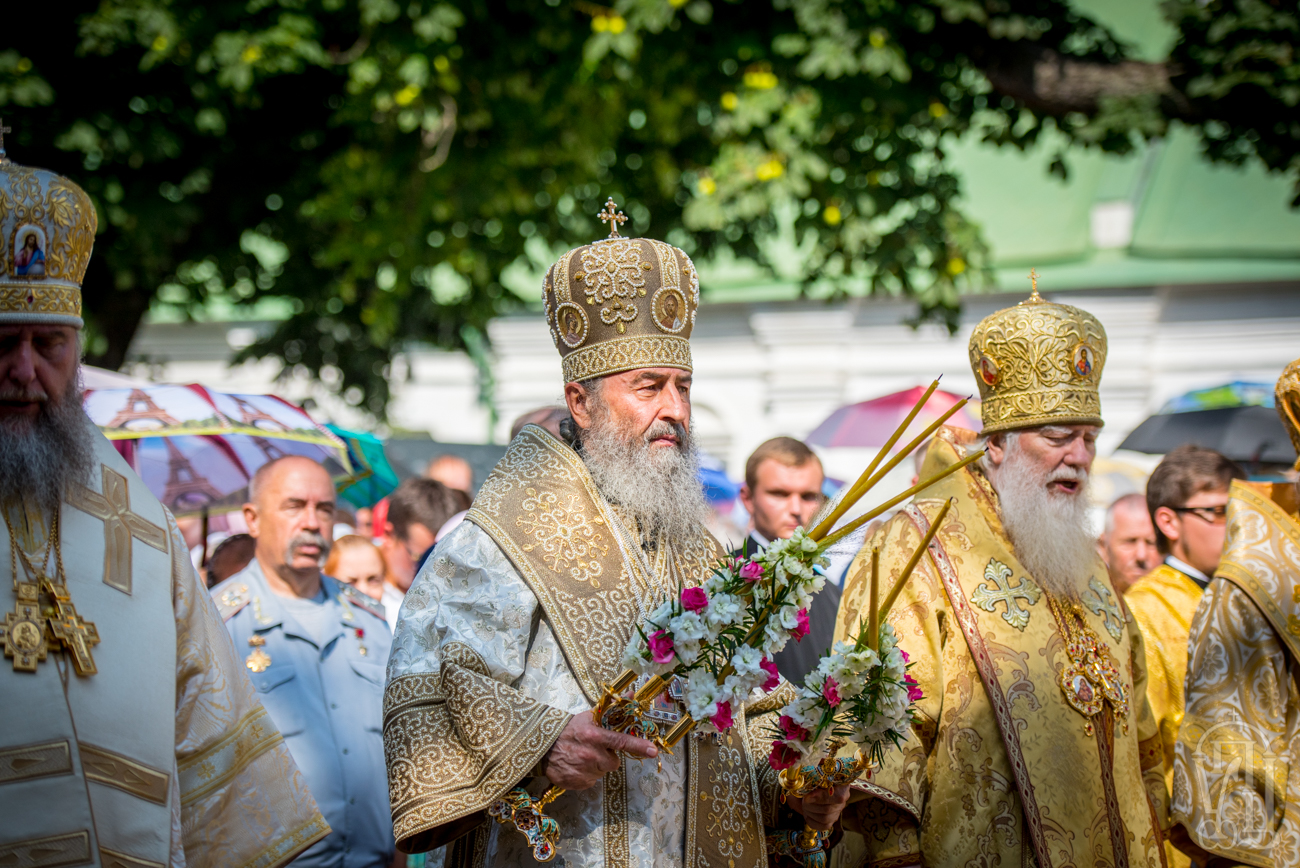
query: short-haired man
[
  {"left": 425, "top": 453, "right": 473, "bottom": 495},
  {"left": 212, "top": 455, "right": 395, "bottom": 867},
  {"left": 1124, "top": 445, "right": 1243, "bottom": 867},
  {"left": 1096, "top": 492, "right": 1157, "bottom": 594},
  {"left": 378, "top": 477, "right": 462, "bottom": 620},
  {"left": 835, "top": 289, "right": 1167, "bottom": 866},
  {"left": 735, "top": 436, "right": 841, "bottom": 685}
]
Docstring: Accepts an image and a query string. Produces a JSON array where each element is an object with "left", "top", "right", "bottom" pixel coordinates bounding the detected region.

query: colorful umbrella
[
  {"left": 805, "top": 386, "right": 981, "bottom": 448},
  {"left": 1159, "top": 381, "right": 1275, "bottom": 413},
  {"left": 327, "top": 424, "right": 400, "bottom": 510},
  {"left": 83, "top": 384, "right": 351, "bottom": 517}
]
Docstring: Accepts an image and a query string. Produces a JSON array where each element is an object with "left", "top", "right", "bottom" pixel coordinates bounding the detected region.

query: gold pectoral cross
[
  {"left": 1, "top": 582, "right": 49, "bottom": 673},
  {"left": 48, "top": 594, "right": 100, "bottom": 676}
]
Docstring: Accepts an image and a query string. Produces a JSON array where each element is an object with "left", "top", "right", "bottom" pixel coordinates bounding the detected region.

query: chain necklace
[
  {"left": 2, "top": 500, "right": 99, "bottom": 675},
  {"left": 1044, "top": 592, "right": 1129, "bottom": 737}
]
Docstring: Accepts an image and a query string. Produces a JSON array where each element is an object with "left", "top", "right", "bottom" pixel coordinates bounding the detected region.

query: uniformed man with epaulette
[{"left": 212, "top": 455, "right": 395, "bottom": 868}]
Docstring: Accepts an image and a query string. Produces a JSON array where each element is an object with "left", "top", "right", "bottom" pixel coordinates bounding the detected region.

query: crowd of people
[{"left": 4, "top": 153, "right": 1300, "bottom": 868}]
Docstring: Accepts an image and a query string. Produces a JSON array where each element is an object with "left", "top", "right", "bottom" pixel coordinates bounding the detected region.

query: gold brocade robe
[
  {"left": 1171, "top": 481, "right": 1300, "bottom": 868},
  {"left": 833, "top": 429, "right": 1168, "bottom": 868},
  {"left": 383, "top": 425, "right": 788, "bottom": 868},
  {"left": 0, "top": 423, "right": 327, "bottom": 867},
  {"left": 1127, "top": 563, "right": 1206, "bottom": 868}
]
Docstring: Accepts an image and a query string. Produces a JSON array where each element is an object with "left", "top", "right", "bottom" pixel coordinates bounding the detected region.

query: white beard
[
  {"left": 578, "top": 390, "right": 709, "bottom": 544},
  {"left": 989, "top": 443, "right": 1095, "bottom": 600}
]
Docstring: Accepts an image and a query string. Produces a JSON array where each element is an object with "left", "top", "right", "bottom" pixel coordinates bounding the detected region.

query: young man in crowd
[{"left": 735, "top": 436, "right": 840, "bottom": 685}]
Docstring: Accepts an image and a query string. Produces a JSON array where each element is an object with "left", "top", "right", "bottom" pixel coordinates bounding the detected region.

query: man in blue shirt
[{"left": 212, "top": 455, "right": 394, "bottom": 868}]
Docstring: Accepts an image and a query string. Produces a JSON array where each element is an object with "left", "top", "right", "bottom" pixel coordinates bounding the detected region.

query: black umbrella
[{"left": 1118, "top": 406, "right": 1297, "bottom": 465}]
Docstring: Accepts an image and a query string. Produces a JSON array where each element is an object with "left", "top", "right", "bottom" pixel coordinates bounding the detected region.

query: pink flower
[
  {"left": 905, "top": 674, "right": 924, "bottom": 703},
  {"left": 711, "top": 701, "right": 734, "bottom": 731},
  {"left": 822, "top": 677, "right": 842, "bottom": 707},
  {"left": 647, "top": 630, "right": 675, "bottom": 664},
  {"left": 740, "top": 560, "right": 764, "bottom": 581},
  {"left": 779, "top": 714, "right": 809, "bottom": 743},
  {"left": 900, "top": 649, "right": 910, "bottom": 663},
  {"left": 769, "top": 741, "right": 802, "bottom": 771},
  {"left": 680, "top": 587, "right": 709, "bottom": 612},
  {"left": 759, "top": 657, "right": 780, "bottom": 691},
  {"left": 791, "top": 608, "right": 810, "bottom": 642}
]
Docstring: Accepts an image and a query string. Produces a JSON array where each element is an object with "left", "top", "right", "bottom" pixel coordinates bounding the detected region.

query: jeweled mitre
[
  {"left": 968, "top": 286, "right": 1107, "bottom": 434},
  {"left": 1276, "top": 358, "right": 1300, "bottom": 470},
  {"left": 0, "top": 140, "right": 96, "bottom": 328},
  {"left": 543, "top": 202, "right": 699, "bottom": 383}
]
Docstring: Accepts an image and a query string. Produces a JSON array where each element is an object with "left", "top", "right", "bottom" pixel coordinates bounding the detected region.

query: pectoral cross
[
  {"left": 597, "top": 198, "right": 627, "bottom": 238},
  {"left": 971, "top": 558, "right": 1042, "bottom": 631},
  {"left": 68, "top": 467, "right": 168, "bottom": 595},
  {"left": 49, "top": 600, "right": 100, "bottom": 676}
]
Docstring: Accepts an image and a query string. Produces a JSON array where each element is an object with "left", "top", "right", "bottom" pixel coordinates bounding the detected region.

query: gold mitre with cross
[
  {"left": 1276, "top": 358, "right": 1300, "bottom": 470},
  {"left": 543, "top": 199, "right": 699, "bottom": 383},
  {"left": 968, "top": 271, "right": 1108, "bottom": 434},
  {"left": 0, "top": 120, "right": 97, "bottom": 329}
]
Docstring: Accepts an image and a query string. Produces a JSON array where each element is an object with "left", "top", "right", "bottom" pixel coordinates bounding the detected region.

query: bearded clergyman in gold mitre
[
  {"left": 383, "top": 203, "right": 849, "bottom": 866},
  {"left": 832, "top": 283, "right": 1170, "bottom": 866},
  {"left": 1169, "top": 359, "right": 1300, "bottom": 868},
  {"left": 0, "top": 137, "right": 328, "bottom": 862}
]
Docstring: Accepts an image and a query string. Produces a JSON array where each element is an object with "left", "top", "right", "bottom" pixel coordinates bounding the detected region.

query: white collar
[
  {"left": 1165, "top": 555, "right": 1210, "bottom": 583},
  {"left": 749, "top": 530, "right": 770, "bottom": 549}
]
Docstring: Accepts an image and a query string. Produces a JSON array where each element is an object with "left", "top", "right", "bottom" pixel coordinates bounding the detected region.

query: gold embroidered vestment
[
  {"left": 833, "top": 429, "right": 1168, "bottom": 868},
  {"left": 1171, "top": 481, "right": 1300, "bottom": 868},
  {"left": 383, "top": 425, "right": 787, "bottom": 868}
]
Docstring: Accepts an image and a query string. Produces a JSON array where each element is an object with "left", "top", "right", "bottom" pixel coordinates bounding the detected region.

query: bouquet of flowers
[
  {"left": 617, "top": 524, "right": 825, "bottom": 739},
  {"left": 763, "top": 499, "right": 953, "bottom": 868},
  {"left": 492, "top": 380, "right": 981, "bottom": 862}
]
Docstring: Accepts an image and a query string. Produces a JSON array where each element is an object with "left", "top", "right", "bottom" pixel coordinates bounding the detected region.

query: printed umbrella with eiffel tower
[{"left": 82, "top": 384, "right": 352, "bottom": 517}]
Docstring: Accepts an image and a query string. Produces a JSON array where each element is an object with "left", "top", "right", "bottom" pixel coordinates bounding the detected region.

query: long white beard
[
  {"left": 0, "top": 378, "right": 96, "bottom": 516},
  {"left": 579, "top": 394, "right": 709, "bottom": 544},
  {"left": 991, "top": 446, "right": 1095, "bottom": 599}
]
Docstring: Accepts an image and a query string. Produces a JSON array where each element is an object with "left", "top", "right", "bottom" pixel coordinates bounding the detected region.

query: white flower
[
  {"left": 706, "top": 593, "right": 745, "bottom": 629},
  {"left": 675, "top": 639, "right": 703, "bottom": 667},
  {"left": 668, "top": 611, "right": 708, "bottom": 643},
  {"left": 683, "top": 669, "right": 721, "bottom": 720},
  {"left": 703, "top": 571, "right": 728, "bottom": 595},
  {"left": 761, "top": 619, "right": 788, "bottom": 655},
  {"left": 731, "top": 645, "right": 764, "bottom": 677},
  {"left": 647, "top": 600, "right": 676, "bottom": 628},
  {"left": 777, "top": 605, "right": 802, "bottom": 631}
]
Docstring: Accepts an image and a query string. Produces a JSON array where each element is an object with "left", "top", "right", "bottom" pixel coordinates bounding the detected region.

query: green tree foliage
[{"left": 2, "top": 0, "right": 1295, "bottom": 415}]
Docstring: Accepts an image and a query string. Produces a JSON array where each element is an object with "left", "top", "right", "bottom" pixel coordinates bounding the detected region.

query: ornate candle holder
[{"left": 766, "top": 740, "right": 872, "bottom": 868}]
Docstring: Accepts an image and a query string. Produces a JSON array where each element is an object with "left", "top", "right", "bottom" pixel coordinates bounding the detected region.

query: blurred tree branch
[{"left": 0, "top": 0, "right": 1294, "bottom": 418}]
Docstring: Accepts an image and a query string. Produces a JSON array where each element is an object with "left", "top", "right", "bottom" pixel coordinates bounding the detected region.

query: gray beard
[
  {"left": 579, "top": 396, "right": 710, "bottom": 545},
  {"left": 991, "top": 448, "right": 1096, "bottom": 599},
  {"left": 0, "top": 378, "right": 96, "bottom": 516}
]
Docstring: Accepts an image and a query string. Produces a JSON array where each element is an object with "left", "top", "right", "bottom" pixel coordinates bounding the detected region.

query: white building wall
[{"left": 124, "top": 282, "right": 1300, "bottom": 476}]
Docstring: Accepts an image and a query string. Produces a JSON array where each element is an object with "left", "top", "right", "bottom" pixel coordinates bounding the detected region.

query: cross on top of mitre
[
  {"left": 598, "top": 198, "right": 628, "bottom": 238},
  {"left": 0, "top": 117, "right": 12, "bottom": 162}
]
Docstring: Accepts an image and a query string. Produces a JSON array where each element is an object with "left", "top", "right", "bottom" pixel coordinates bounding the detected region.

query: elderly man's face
[
  {"left": 244, "top": 457, "right": 336, "bottom": 579},
  {"left": 566, "top": 367, "right": 692, "bottom": 449},
  {"left": 0, "top": 325, "right": 80, "bottom": 425},
  {"left": 985, "top": 424, "right": 1098, "bottom": 496},
  {"left": 1099, "top": 500, "right": 1157, "bottom": 593}
]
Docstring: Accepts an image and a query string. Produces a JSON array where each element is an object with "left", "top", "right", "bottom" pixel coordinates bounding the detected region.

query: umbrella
[
  {"left": 327, "top": 424, "right": 400, "bottom": 509},
  {"left": 83, "top": 384, "right": 351, "bottom": 516},
  {"left": 1118, "top": 406, "right": 1295, "bottom": 465},
  {"left": 1159, "top": 381, "right": 1275, "bottom": 413},
  {"left": 806, "top": 385, "right": 981, "bottom": 448}
]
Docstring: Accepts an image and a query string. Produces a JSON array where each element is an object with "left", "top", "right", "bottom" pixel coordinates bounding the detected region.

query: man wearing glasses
[{"left": 1125, "top": 444, "right": 1244, "bottom": 868}]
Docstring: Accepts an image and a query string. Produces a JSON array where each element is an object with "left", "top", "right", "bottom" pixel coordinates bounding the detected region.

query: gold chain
[{"left": 2, "top": 499, "right": 64, "bottom": 589}]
